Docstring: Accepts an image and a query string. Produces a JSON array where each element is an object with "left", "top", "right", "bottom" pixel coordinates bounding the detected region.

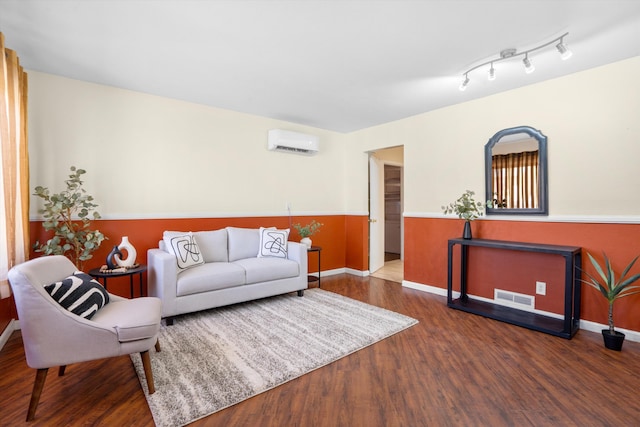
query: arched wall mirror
[{"left": 485, "top": 126, "right": 548, "bottom": 215}]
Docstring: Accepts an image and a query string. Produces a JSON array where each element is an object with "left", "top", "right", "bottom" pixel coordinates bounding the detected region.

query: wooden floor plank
[{"left": 1, "top": 274, "right": 639, "bottom": 426}]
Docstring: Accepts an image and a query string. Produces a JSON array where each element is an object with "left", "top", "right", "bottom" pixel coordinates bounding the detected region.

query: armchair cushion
[
  {"left": 44, "top": 271, "right": 109, "bottom": 320},
  {"left": 91, "top": 297, "right": 161, "bottom": 342}
]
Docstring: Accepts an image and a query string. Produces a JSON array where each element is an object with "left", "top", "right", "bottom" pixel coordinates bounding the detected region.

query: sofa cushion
[
  {"left": 227, "top": 227, "right": 261, "bottom": 261},
  {"left": 194, "top": 229, "right": 228, "bottom": 263},
  {"left": 233, "top": 257, "right": 300, "bottom": 285},
  {"left": 176, "top": 263, "right": 246, "bottom": 297},
  {"left": 258, "top": 227, "right": 289, "bottom": 259},
  {"left": 163, "top": 231, "right": 205, "bottom": 271}
]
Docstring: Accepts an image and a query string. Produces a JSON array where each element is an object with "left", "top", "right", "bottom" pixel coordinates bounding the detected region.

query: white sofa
[{"left": 147, "top": 227, "right": 308, "bottom": 323}]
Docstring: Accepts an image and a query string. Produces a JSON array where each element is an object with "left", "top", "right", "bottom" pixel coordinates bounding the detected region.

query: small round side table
[
  {"left": 307, "top": 246, "right": 321, "bottom": 288},
  {"left": 89, "top": 265, "right": 147, "bottom": 298}
]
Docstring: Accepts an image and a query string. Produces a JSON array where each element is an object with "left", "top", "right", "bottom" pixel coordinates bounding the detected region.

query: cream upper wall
[
  {"left": 28, "top": 57, "right": 640, "bottom": 220},
  {"left": 373, "top": 146, "right": 404, "bottom": 164},
  {"left": 28, "top": 72, "right": 346, "bottom": 218},
  {"left": 345, "top": 56, "right": 640, "bottom": 218}
]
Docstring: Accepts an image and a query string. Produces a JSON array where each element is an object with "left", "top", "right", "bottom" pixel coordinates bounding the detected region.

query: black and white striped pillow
[{"left": 44, "top": 271, "right": 110, "bottom": 319}]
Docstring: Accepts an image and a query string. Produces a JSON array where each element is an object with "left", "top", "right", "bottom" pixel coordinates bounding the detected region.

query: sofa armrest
[
  {"left": 147, "top": 248, "right": 178, "bottom": 317},
  {"left": 287, "top": 241, "right": 308, "bottom": 278}
]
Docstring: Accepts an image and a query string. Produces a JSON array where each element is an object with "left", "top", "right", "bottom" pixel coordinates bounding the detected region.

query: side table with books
[{"left": 89, "top": 264, "right": 147, "bottom": 298}]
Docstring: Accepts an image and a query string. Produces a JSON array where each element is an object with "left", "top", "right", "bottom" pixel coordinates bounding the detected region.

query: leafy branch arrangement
[
  {"left": 442, "top": 190, "right": 492, "bottom": 221},
  {"left": 33, "top": 166, "right": 106, "bottom": 270},
  {"left": 293, "top": 220, "right": 323, "bottom": 238},
  {"left": 581, "top": 252, "right": 640, "bottom": 334}
]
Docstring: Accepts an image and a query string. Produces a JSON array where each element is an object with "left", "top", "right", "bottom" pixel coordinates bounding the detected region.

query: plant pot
[
  {"left": 602, "top": 329, "right": 625, "bottom": 351},
  {"left": 300, "top": 237, "right": 312, "bottom": 249},
  {"left": 462, "top": 221, "right": 472, "bottom": 240}
]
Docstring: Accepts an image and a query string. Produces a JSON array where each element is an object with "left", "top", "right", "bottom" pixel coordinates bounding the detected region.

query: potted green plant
[
  {"left": 581, "top": 252, "right": 640, "bottom": 351},
  {"left": 33, "top": 166, "right": 106, "bottom": 270},
  {"left": 293, "top": 220, "right": 323, "bottom": 249},
  {"left": 441, "top": 190, "right": 491, "bottom": 239}
]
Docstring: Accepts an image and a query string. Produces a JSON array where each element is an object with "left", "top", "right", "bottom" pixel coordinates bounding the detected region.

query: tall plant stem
[{"left": 608, "top": 302, "right": 615, "bottom": 334}]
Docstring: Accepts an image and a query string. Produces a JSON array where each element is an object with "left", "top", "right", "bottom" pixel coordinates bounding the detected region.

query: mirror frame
[{"left": 485, "top": 125, "right": 548, "bottom": 216}]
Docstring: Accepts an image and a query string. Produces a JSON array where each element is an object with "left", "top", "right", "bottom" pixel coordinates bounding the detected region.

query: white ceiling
[{"left": 1, "top": 0, "right": 640, "bottom": 133}]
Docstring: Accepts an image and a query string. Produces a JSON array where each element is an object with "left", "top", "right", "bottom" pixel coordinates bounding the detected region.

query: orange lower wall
[
  {"left": 405, "top": 217, "right": 640, "bottom": 331},
  {"left": 0, "top": 214, "right": 366, "bottom": 330},
  {"left": 467, "top": 249, "right": 566, "bottom": 314},
  {"left": 27, "top": 214, "right": 367, "bottom": 298},
  {"left": 16, "top": 214, "right": 638, "bottom": 334},
  {"left": 345, "top": 215, "right": 369, "bottom": 271}
]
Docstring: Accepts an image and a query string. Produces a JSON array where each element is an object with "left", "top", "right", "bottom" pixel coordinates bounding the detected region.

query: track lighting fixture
[
  {"left": 459, "top": 74, "right": 469, "bottom": 91},
  {"left": 459, "top": 32, "right": 571, "bottom": 91}
]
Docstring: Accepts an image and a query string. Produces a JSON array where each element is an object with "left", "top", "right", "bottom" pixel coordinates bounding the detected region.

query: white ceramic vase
[
  {"left": 301, "top": 237, "right": 312, "bottom": 249},
  {"left": 115, "top": 236, "right": 137, "bottom": 267}
]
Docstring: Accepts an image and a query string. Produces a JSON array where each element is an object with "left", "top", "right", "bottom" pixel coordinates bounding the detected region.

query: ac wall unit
[{"left": 267, "top": 129, "right": 319, "bottom": 155}]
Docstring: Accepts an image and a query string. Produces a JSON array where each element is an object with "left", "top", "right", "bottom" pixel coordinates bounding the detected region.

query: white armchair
[{"left": 8, "top": 255, "right": 162, "bottom": 421}]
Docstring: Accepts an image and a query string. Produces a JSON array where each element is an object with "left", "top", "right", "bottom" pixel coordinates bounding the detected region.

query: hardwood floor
[{"left": 2, "top": 274, "right": 640, "bottom": 426}]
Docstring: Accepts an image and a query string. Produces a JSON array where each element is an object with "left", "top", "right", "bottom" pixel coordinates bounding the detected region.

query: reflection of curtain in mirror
[{"left": 492, "top": 151, "right": 538, "bottom": 209}]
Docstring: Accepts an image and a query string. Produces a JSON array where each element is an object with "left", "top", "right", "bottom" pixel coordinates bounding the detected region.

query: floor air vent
[{"left": 494, "top": 289, "right": 535, "bottom": 311}]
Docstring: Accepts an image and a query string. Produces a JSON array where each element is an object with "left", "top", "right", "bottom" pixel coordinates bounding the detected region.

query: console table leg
[{"left": 460, "top": 245, "right": 469, "bottom": 302}]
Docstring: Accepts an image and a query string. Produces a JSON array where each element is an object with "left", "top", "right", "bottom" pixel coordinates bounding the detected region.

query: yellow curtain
[
  {"left": 0, "top": 32, "right": 29, "bottom": 298},
  {"left": 492, "top": 150, "right": 538, "bottom": 209}
]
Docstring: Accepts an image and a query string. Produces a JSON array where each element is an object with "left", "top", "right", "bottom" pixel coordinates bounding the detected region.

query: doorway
[
  {"left": 384, "top": 164, "right": 402, "bottom": 260},
  {"left": 368, "top": 146, "right": 404, "bottom": 283}
]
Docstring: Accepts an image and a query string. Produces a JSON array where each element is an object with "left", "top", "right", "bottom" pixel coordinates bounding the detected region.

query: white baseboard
[
  {"left": 402, "top": 280, "right": 640, "bottom": 343},
  {"left": 4, "top": 279, "right": 638, "bottom": 347},
  {"left": 345, "top": 268, "right": 369, "bottom": 277},
  {"left": 402, "top": 280, "right": 448, "bottom": 297},
  {"left": 580, "top": 319, "right": 640, "bottom": 343},
  {"left": 319, "top": 267, "right": 346, "bottom": 277},
  {"left": 319, "top": 267, "right": 369, "bottom": 278}
]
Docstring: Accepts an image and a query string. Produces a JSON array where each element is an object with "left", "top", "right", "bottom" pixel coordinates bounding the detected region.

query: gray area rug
[{"left": 131, "top": 288, "right": 418, "bottom": 427}]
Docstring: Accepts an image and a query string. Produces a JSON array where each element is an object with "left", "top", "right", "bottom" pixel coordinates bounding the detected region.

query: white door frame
[
  {"left": 368, "top": 154, "right": 385, "bottom": 274},
  {"left": 368, "top": 149, "right": 404, "bottom": 274}
]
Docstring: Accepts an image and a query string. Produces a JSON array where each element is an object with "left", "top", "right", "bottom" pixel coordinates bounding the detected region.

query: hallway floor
[{"left": 370, "top": 253, "right": 403, "bottom": 283}]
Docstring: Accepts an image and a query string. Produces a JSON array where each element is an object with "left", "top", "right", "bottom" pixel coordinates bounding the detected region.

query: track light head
[
  {"left": 523, "top": 55, "right": 535, "bottom": 74},
  {"left": 488, "top": 64, "right": 496, "bottom": 81},
  {"left": 459, "top": 75, "right": 470, "bottom": 91},
  {"left": 556, "top": 40, "right": 573, "bottom": 60}
]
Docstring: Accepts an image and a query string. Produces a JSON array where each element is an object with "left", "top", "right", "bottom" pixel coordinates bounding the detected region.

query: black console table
[{"left": 447, "top": 238, "right": 581, "bottom": 339}]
